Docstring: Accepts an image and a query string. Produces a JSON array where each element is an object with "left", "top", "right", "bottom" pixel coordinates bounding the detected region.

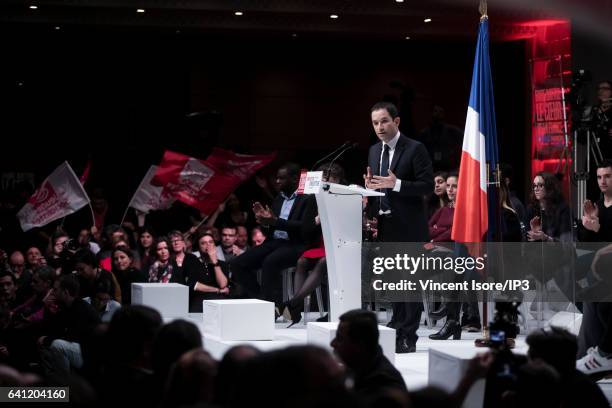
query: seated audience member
[
  {"left": 215, "top": 193, "right": 250, "bottom": 228},
  {"left": 526, "top": 171, "right": 572, "bottom": 243},
  {"left": 167, "top": 230, "right": 200, "bottom": 283},
  {"left": 528, "top": 326, "right": 608, "bottom": 407},
  {"left": 0, "top": 271, "right": 18, "bottom": 310},
  {"left": 232, "top": 345, "right": 351, "bottom": 408},
  {"left": 97, "top": 224, "right": 131, "bottom": 271},
  {"left": 111, "top": 246, "right": 146, "bottom": 305},
  {"left": 331, "top": 309, "right": 407, "bottom": 404},
  {"left": 214, "top": 345, "right": 261, "bottom": 407},
  {"left": 98, "top": 305, "right": 162, "bottom": 407},
  {"left": 77, "top": 228, "right": 101, "bottom": 255},
  {"left": 37, "top": 274, "right": 100, "bottom": 376},
  {"left": 46, "top": 230, "right": 70, "bottom": 273},
  {"left": 25, "top": 247, "right": 44, "bottom": 271},
  {"left": 428, "top": 171, "right": 457, "bottom": 243},
  {"left": 189, "top": 233, "right": 230, "bottom": 312},
  {"left": 425, "top": 171, "right": 449, "bottom": 219},
  {"left": 137, "top": 226, "right": 157, "bottom": 274},
  {"left": 83, "top": 277, "right": 121, "bottom": 322},
  {"left": 577, "top": 160, "right": 612, "bottom": 358},
  {"left": 250, "top": 226, "right": 267, "bottom": 246},
  {"left": 235, "top": 225, "right": 249, "bottom": 252},
  {"left": 147, "top": 237, "right": 183, "bottom": 284},
  {"left": 230, "top": 163, "right": 318, "bottom": 314},
  {"left": 162, "top": 348, "right": 217, "bottom": 408},
  {"left": 11, "top": 266, "right": 56, "bottom": 325},
  {"left": 8, "top": 251, "right": 32, "bottom": 302},
  {"left": 216, "top": 225, "right": 244, "bottom": 262},
  {"left": 73, "top": 249, "right": 121, "bottom": 302},
  {"left": 152, "top": 319, "right": 203, "bottom": 395},
  {"left": 525, "top": 171, "right": 574, "bottom": 299}
]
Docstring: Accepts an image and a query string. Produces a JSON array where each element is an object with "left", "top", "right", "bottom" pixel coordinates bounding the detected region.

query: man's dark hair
[
  {"left": 152, "top": 319, "right": 203, "bottom": 381},
  {"left": 73, "top": 249, "right": 98, "bottom": 267},
  {"left": 58, "top": 274, "right": 80, "bottom": 298},
  {"left": 279, "top": 162, "right": 301, "bottom": 180},
  {"left": 371, "top": 101, "right": 399, "bottom": 119},
  {"left": 597, "top": 159, "right": 612, "bottom": 171},
  {"left": 107, "top": 305, "right": 163, "bottom": 365},
  {"left": 93, "top": 277, "right": 114, "bottom": 296},
  {"left": 220, "top": 225, "right": 237, "bottom": 233},
  {"left": 526, "top": 326, "right": 577, "bottom": 376},
  {"left": 0, "top": 271, "right": 17, "bottom": 285},
  {"left": 339, "top": 309, "right": 379, "bottom": 353},
  {"left": 35, "top": 266, "right": 56, "bottom": 285}
]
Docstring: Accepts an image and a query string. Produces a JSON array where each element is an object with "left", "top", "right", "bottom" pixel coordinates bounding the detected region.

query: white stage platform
[{"left": 166, "top": 313, "right": 612, "bottom": 406}]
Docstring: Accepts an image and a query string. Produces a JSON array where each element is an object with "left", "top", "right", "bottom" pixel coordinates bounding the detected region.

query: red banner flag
[{"left": 152, "top": 149, "right": 275, "bottom": 215}]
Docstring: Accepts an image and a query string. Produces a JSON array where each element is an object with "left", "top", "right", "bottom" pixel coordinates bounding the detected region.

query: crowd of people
[{"left": 0, "top": 99, "right": 611, "bottom": 405}]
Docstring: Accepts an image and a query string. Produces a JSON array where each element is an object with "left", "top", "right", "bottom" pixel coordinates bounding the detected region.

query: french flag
[{"left": 452, "top": 17, "right": 499, "bottom": 243}]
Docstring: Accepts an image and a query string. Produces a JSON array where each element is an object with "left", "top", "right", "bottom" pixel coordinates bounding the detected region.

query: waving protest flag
[
  {"left": 152, "top": 149, "right": 275, "bottom": 215},
  {"left": 17, "top": 162, "right": 91, "bottom": 231},
  {"left": 127, "top": 165, "right": 175, "bottom": 214},
  {"left": 451, "top": 15, "right": 499, "bottom": 244}
]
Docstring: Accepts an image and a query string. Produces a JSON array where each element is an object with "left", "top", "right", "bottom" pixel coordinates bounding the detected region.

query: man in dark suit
[
  {"left": 365, "top": 101, "right": 433, "bottom": 353},
  {"left": 231, "top": 163, "right": 317, "bottom": 314}
]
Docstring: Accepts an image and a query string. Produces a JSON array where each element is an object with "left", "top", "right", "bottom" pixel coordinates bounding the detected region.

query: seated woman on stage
[
  {"left": 525, "top": 171, "right": 574, "bottom": 302},
  {"left": 189, "top": 232, "right": 230, "bottom": 312},
  {"left": 282, "top": 163, "right": 345, "bottom": 326},
  {"left": 526, "top": 172, "right": 572, "bottom": 243},
  {"left": 428, "top": 172, "right": 457, "bottom": 243},
  {"left": 425, "top": 171, "right": 449, "bottom": 219},
  {"left": 427, "top": 172, "right": 464, "bottom": 340}
]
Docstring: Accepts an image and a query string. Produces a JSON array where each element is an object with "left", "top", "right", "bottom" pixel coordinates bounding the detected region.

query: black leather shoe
[
  {"left": 429, "top": 305, "right": 448, "bottom": 319},
  {"left": 316, "top": 313, "right": 329, "bottom": 322},
  {"left": 396, "top": 337, "right": 416, "bottom": 353},
  {"left": 283, "top": 301, "right": 302, "bottom": 327},
  {"left": 429, "top": 320, "right": 461, "bottom": 340}
]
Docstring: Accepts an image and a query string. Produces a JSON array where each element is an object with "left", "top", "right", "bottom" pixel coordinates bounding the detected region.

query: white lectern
[{"left": 315, "top": 182, "right": 383, "bottom": 321}]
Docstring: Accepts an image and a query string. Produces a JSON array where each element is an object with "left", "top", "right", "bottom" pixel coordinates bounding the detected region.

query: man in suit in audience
[
  {"left": 365, "top": 101, "right": 434, "bottom": 353},
  {"left": 231, "top": 163, "right": 317, "bottom": 315}
]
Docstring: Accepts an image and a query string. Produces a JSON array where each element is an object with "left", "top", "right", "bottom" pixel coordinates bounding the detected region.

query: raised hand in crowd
[{"left": 582, "top": 199, "right": 601, "bottom": 232}]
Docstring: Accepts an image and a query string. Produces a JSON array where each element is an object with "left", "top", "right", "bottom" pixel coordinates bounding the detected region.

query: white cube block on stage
[
  {"left": 428, "top": 346, "right": 488, "bottom": 408},
  {"left": 549, "top": 311, "right": 583, "bottom": 336},
  {"left": 202, "top": 299, "right": 274, "bottom": 341},
  {"left": 131, "top": 283, "right": 188, "bottom": 318},
  {"left": 306, "top": 322, "right": 396, "bottom": 364}
]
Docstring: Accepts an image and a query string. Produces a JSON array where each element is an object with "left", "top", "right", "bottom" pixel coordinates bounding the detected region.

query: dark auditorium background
[{"left": 0, "top": 0, "right": 610, "bottom": 216}]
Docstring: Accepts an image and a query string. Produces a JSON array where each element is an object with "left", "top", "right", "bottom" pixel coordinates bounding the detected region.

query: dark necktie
[{"left": 380, "top": 144, "right": 390, "bottom": 212}]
